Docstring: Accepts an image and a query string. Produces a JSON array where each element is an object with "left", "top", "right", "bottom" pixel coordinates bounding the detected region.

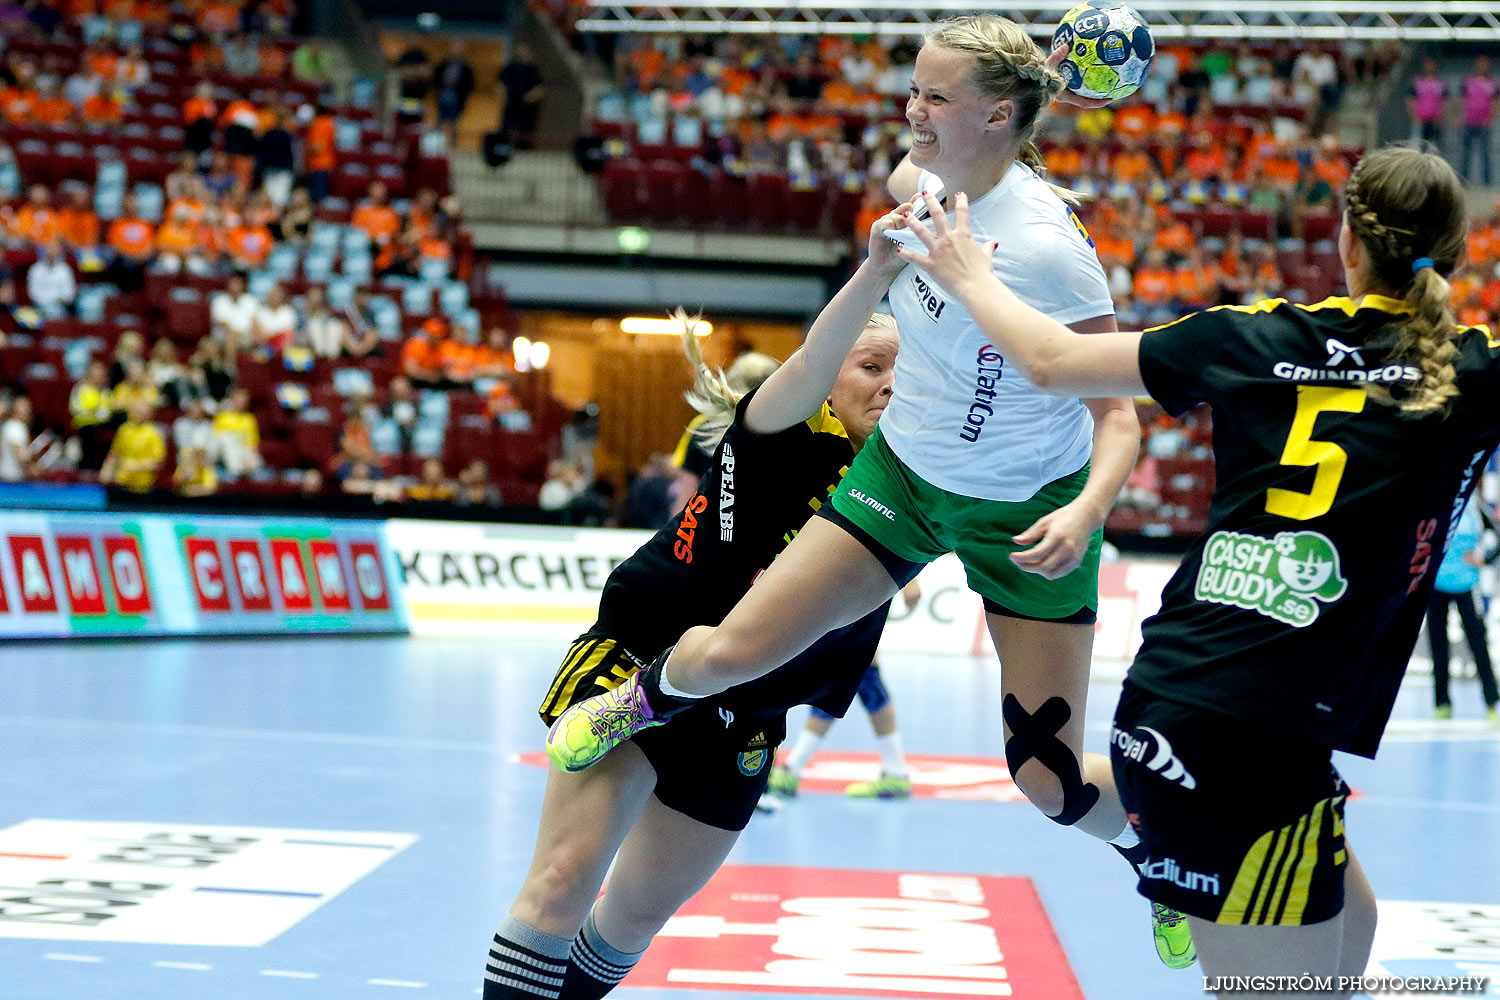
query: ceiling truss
[{"left": 577, "top": 1, "right": 1500, "bottom": 40}]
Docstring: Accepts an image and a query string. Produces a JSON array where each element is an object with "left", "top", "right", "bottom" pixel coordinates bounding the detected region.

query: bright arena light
[{"left": 620, "top": 317, "right": 713, "bottom": 336}]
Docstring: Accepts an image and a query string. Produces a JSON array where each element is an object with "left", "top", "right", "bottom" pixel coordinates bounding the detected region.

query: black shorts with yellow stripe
[
  {"left": 1110, "top": 681, "right": 1350, "bottom": 926},
  {"left": 539, "top": 631, "right": 786, "bottom": 832}
]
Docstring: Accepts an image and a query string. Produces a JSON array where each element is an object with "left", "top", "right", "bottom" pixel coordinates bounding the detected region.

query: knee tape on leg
[
  {"left": 1002, "top": 693, "right": 1099, "bottom": 827},
  {"left": 856, "top": 666, "right": 891, "bottom": 716}
]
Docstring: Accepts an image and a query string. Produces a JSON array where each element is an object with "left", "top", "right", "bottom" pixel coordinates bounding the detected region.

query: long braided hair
[
  {"left": 1343, "top": 145, "right": 1469, "bottom": 417},
  {"left": 924, "top": 15, "right": 1076, "bottom": 203}
]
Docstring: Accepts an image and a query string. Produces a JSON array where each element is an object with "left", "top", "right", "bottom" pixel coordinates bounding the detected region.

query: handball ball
[{"left": 1052, "top": 0, "right": 1155, "bottom": 102}]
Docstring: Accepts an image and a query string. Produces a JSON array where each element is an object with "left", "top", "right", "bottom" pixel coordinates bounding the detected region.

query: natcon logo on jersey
[
  {"left": 960, "top": 345, "right": 1004, "bottom": 443},
  {"left": 1194, "top": 529, "right": 1348, "bottom": 627}
]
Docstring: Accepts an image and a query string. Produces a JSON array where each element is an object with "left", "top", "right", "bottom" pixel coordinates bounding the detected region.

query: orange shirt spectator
[
  {"left": 1114, "top": 104, "right": 1155, "bottom": 140},
  {"left": 1153, "top": 220, "right": 1193, "bottom": 254},
  {"left": 1156, "top": 110, "right": 1187, "bottom": 135},
  {"left": 219, "top": 99, "right": 263, "bottom": 134},
  {"left": 165, "top": 197, "right": 207, "bottom": 225},
  {"left": 1, "top": 87, "right": 35, "bottom": 123},
  {"left": 108, "top": 215, "right": 157, "bottom": 260},
  {"left": 156, "top": 217, "right": 200, "bottom": 255},
  {"left": 1184, "top": 144, "right": 1226, "bottom": 181},
  {"left": 224, "top": 223, "right": 274, "bottom": 268},
  {"left": 58, "top": 205, "right": 100, "bottom": 249},
  {"left": 401, "top": 325, "right": 446, "bottom": 382},
  {"left": 86, "top": 51, "right": 119, "bottom": 79},
  {"left": 1134, "top": 263, "right": 1177, "bottom": 307},
  {"left": 439, "top": 339, "right": 479, "bottom": 382},
  {"left": 32, "top": 94, "right": 73, "bottom": 125},
  {"left": 1313, "top": 154, "right": 1350, "bottom": 189},
  {"left": 82, "top": 93, "right": 124, "bottom": 126},
  {"left": 1094, "top": 232, "right": 1135, "bottom": 269},
  {"left": 304, "top": 114, "right": 336, "bottom": 172},
  {"left": 1174, "top": 259, "right": 1220, "bottom": 309},
  {"left": 1467, "top": 225, "right": 1499, "bottom": 270},
  {"left": 12, "top": 203, "right": 59, "bottom": 245},
  {"left": 1262, "top": 155, "right": 1301, "bottom": 186},
  {"left": 1112, "top": 149, "right": 1151, "bottom": 184},
  {"left": 473, "top": 337, "right": 515, "bottom": 376},
  {"left": 352, "top": 200, "right": 401, "bottom": 246},
  {"left": 418, "top": 235, "right": 451, "bottom": 261},
  {"left": 183, "top": 92, "right": 216, "bottom": 126},
  {"left": 1046, "top": 145, "right": 1084, "bottom": 177},
  {"left": 721, "top": 66, "right": 755, "bottom": 95},
  {"left": 199, "top": 0, "right": 239, "bottom": 32},
  {"left": 1458, "top": 304, "right": 1489, "bottom": 328}
]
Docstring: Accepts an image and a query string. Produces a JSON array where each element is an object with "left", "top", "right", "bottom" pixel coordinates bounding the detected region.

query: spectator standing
[
  {"left": 183, "top": 81, "right": 218, "bottom": 158},
  {"left": 433, "top": 40, "right": 475, "bottom": 144},
  {"left": 302, "top": 104, "right": 336, "bottom": 202},
  {"left": 382, "top": 375, "right": 419, "bottom": 454},
  {"left": 1409, "top": 58, "right": 1449, "bottom": 149},
  {"left": 497, "top": 42, "right": 545, "bottom": 148},
  {"left": 26, "top": 240, "right": 74, "bottom": 317},
  {"left": 1461, "top": 56, "right": 1499, "bottom": 185},
  {"left": 1426, "top": 497, "right": 1500, "bottom": 722},
  {"left": 101, "top": 398, "right": 165, "bottom": 493},
  {"left": 0, "top": 395, "right": 35, "bottom": 482},
  {"left": 256, "top": 108, "right": 297, "bottom": 208},
  {"left": 69, "top": 359, "right": 113, "bottom": 471}
]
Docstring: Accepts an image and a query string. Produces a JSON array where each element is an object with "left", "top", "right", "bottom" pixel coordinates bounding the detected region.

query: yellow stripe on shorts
[{"left": 1219, "top": 793, "right": 1343, "bottom": 926}]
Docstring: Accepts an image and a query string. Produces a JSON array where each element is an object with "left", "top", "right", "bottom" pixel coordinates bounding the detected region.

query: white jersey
[{"left": 881, "top": 164, "right": 1113, "bottom": 501}]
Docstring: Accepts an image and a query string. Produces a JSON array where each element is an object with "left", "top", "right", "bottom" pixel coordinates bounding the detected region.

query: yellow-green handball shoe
[
  {"left": 1151, "top": 902, "right": 1196, "bottom": 969},
  {"left": 766, "top": 766, "right": 800, "bottom": 798},
  {"left": 1435, "top": 704, "right": 1454, "bottom": 721},
  {"left": 545, "top": 673, "right": 664, "bottom": 773},
  {"left": 846, "top": 773, "right": 913, "bottom": 799},
  {"left": 1487, "top": 705, "right": 1499, "bottom": 724}
]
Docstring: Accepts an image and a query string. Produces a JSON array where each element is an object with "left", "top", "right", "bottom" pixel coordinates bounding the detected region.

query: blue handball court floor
[{"left": 0, "top": 635, "right": 1495, "bottom": 1000}]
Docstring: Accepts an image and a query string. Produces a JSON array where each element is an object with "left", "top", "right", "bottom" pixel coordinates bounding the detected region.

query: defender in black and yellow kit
[
  {"left": 478, "top": 199, "right": 914, "bottom": 1000},
  {"left": 894, "top": 145, "right": 1490, "bottom": 996}
]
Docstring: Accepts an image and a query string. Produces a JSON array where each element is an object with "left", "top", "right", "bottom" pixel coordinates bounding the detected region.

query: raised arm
[
  {"left": 895, "top": 191, "right": 1148, "bottom": 398},
  {"left": 743, "top": 201, "right": 911, "bottom": 434}
]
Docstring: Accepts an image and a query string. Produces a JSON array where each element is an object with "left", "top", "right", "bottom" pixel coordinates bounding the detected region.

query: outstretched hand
[
  {"left": 867, "top": 199, "right": 914, "bottom": 274},
  {"left": 1045, "top": 42, "right": 1112, "bottom": 109},
  {"left": 892, "top": 190, "right": 998, "bottom": 300}
]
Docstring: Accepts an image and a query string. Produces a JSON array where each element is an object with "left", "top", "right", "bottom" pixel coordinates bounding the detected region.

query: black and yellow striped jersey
[
  {"left": 596, "top": 386, "right": 884, "bottom": 718},
  {"left": 1131, "top": 294, "right": 1500, "bottom": 757}
]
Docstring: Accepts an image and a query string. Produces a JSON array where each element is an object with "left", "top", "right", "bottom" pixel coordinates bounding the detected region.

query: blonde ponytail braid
[{"left": 1341, "top": 146, "right": 1468, "bottom": 418}]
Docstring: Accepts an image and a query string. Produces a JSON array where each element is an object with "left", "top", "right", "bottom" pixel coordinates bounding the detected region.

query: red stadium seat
[{"left": 747, "top": 173, "right": 791, "bottom": 231}]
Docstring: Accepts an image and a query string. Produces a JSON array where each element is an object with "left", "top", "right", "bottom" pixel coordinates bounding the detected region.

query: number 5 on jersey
[{"left": 1266, "top": 386, "right": 1367, "bottom": 521}]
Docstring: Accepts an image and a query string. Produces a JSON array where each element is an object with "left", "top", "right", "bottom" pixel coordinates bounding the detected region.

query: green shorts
[{"left": 826, "top": 427, "right": 1100, "bottom": 622}]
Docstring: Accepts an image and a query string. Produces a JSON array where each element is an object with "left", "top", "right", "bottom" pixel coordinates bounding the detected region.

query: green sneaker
[
  {"left": 1151, "top": 902, "right": 1196, "bottom": 969},
  {"left": 1435, "top": 704, "right": 1453, "bottom": 721},
  {"left": 846, "top": 773, "right": 913, "bottom": 799},
  {"left": 766, "top": 766, "right": 800, "bottom": 798},
  {"left": 545, "top": 674, "right": 663, "bottom": 773},
  {"left": 1486, "top": 705, "right": 1498, "bottom": 724}
]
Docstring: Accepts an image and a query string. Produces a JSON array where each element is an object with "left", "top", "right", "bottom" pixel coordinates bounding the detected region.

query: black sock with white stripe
[
  {"left": 560, "top": 906, "right": 647, "bottom": 1000},
  {"left": 483, "top": 914, "right": 570, "bottom": 999}
]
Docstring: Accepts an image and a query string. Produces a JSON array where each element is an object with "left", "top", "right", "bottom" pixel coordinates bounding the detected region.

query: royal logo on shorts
[
  {"left": 737, "top": 749, "right": 769, "bottom": 776},
  {"left": 1195, "top": 530, "right": 1348, "bottom": 628}
]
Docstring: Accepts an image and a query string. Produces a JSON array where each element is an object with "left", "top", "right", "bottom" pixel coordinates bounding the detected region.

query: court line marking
[
  {"left": 154, "top": 961, "right": 213, "bottom": 971},
  {"left": 0, "top": 715, "right": 508, "bottom": 754},
  {"left": 261, "top": 969, "right": 320, "bottom": 979},
  {"left": 367, "top": 979, "right": 428, "bottom": 988},
  {"left": 44, "top": 953, "right": 101, "bottom": 963}
]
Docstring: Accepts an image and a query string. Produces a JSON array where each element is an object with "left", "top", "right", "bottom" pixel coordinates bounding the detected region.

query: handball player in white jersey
[{"left": 548, "top": 14, "right": 1193, "bottom": 967}]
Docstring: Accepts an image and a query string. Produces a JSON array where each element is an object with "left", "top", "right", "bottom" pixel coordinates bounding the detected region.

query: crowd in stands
[{"left": 0, "top": 0, "right": 574, "bottom": 509}]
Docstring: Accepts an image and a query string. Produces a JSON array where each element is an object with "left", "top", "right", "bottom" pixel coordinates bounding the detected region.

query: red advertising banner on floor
[{"left": 626, "top": 864, "right": 1084, "bottom": 999}]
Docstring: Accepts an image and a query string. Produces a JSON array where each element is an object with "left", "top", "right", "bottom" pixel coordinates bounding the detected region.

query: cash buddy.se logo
[{"left": 1194, "top": 530, "right": 1348, "bottom": 627}]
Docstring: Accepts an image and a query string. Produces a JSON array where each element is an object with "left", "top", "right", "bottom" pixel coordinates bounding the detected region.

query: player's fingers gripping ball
[{"left": 1052, "top": 0, "right": 1154, "bottom": 102}]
